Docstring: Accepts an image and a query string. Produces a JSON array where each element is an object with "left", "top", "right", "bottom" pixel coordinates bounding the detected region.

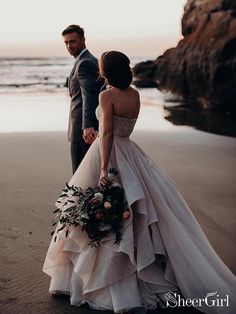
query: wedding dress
[{"left": 43, "top": 106, "right": 236, "bottom": 313}]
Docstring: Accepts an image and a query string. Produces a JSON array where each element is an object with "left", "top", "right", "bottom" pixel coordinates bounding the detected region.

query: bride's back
[{"left": 108, "top": 87, "right": 140, "bottom": 119}]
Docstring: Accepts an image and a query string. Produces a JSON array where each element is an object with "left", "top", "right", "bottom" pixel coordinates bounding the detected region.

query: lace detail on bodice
[{"left": 95, "top": 106, "right": 137, "bottom": 138}]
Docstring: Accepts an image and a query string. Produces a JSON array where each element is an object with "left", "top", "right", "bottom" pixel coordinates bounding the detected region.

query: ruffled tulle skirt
[{"left": 43, "top": 136, "right": 236, "bottom": 313}]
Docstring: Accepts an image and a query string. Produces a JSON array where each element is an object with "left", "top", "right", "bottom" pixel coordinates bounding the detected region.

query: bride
[{"left": 43, "top": 51, "right": 236, "bottom": 314}]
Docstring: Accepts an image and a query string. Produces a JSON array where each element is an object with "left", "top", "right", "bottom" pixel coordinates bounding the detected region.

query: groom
[{"left": 62, "top": 24, "right": 104, "bottom": 173}]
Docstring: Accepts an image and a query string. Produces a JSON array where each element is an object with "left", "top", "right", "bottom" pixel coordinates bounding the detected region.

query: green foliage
[{"left": 51, "top": 169, "right": 130, "bottom": 247}]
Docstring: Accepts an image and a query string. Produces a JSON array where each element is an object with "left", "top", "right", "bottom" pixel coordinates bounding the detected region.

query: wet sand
[{"left": 0, "top": 128, "right": 235, "bottom": 314}]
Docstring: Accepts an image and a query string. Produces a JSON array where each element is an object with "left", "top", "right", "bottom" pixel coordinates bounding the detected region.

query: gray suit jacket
[{"left": 67, "top": 49, "right": 103, "bottom": 142}]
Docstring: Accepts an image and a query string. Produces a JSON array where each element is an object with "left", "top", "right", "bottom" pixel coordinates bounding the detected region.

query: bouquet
[{"left": 51, "top": 168, "right": 130, "bottom": 247}]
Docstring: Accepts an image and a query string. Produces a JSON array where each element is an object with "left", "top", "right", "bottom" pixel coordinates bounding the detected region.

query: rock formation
[{"left": 133, "top": 0, "right": 236, "bottom": 112}]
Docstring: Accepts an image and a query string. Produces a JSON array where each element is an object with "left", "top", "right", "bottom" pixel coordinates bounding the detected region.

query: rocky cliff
[{"left": 133, "top": 0, "right": 236, "bottom": 112}]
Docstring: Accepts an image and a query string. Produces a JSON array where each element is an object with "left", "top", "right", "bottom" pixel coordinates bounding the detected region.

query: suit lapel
[
  {"left": 68, "top": 50, "right": 90, "bottom": 96},
  {"left": 68, "top": 59, "right": 79, "bottom": 96}
]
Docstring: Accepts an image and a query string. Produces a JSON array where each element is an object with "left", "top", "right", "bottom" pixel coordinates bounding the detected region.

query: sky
[{"left": 0, "top": 0, "right": 187, "bottom": 58}]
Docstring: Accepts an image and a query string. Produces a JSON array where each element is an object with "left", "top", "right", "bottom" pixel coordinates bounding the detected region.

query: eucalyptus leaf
[{"left": 58, "top": 226, "right": 65, "bottom": 232}]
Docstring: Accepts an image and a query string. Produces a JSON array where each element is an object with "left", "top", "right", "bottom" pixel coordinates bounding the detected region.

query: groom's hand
[{"left": 83, "top": 128, "right": 98, "bottom": 144}]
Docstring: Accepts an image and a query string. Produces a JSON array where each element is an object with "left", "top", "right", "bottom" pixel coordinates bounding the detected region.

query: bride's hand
[{"left": 99, "top": 171, "right": 112, "bottom": 188}]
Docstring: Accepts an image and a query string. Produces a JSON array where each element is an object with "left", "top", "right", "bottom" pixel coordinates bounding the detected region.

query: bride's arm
[{"left": 99, "top": 91, "right": 114, "bottom": 187}]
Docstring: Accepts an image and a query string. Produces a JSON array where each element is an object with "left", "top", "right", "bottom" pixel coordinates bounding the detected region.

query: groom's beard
[{"left": 71, "top": 47, "right": 85, "bottom": 58}]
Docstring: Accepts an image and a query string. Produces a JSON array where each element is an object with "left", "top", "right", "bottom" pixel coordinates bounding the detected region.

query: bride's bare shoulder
[
  {"left": 99, "top": 89, "right": 114, "bottom": 112},
  {"left": 99, "top": 89, "right": 113, "bottom": 100}
]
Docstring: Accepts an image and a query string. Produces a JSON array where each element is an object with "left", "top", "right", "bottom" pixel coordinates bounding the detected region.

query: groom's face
[{"left": 63, "top": 32, "right": 85, "bottom": 58}]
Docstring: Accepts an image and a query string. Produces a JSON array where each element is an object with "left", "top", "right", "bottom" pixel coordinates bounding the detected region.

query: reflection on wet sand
[{"left": 164, "top": 104, "right": 236, "bottom": 137}]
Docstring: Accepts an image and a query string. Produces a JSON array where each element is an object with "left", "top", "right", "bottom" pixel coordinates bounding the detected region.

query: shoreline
[{"left": 1, "top": 89, "right": 235, "bottom": 137}]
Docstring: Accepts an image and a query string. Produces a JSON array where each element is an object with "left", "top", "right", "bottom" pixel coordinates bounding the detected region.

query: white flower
[{"left": 94, "top": 192, "right": 104, "bottom": 201}]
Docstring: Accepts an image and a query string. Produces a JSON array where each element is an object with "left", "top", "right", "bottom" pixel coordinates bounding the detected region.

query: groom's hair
[{"left": 62, "top": 25, "right": 84, "bottom": 37}]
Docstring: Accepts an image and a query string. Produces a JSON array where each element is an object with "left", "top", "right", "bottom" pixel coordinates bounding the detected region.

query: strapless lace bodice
[{"left": 95, "top": 106, "right": 137, "bottom": 138}]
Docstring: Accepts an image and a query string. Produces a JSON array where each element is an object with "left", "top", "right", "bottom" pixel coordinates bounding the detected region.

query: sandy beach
[
  {"left": 1, "top": 0, "right": 235, "bottom": 312},
  {"left": 0, "top": 123, "right": 235, "bottom": 313}
]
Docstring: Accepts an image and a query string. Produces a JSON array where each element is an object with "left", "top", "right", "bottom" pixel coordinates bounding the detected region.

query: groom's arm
[{"left": 78, "top": 60, "right": 100, "bottom": 130}]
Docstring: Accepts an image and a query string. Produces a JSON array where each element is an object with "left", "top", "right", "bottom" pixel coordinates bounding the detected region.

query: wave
[
  {"left": 0, "top": 57, "right": 72, "bottom": 67},
  {"left": 0, "top": 56, "right": 143, "bottom": 93},
  {"left": 0, "top": 82, "right": 66, "bottom": 88}
]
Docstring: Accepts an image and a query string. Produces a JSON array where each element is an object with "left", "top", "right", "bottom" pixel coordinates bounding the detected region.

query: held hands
[
  {"left": 99, "top": 170, "right": 113, "bottom": 189},
  {"left": 83, "top": 128, "right": 98, "bottom": 144}
]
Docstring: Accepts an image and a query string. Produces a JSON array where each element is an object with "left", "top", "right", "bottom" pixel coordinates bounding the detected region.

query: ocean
[
  {"left": 0, "top": 57, "right": 235, "bottom": 136},
  {"left": 0, "top": 57, "right": 145, "bottom": 94},
  {"left": 0, "top": 57, "right": 73, "bottom": 93}
]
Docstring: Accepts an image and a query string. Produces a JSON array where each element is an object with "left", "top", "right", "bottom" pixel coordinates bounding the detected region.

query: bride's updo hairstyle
[{"left": 99, "top": 51, "right": 133, "bottom": 89}]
